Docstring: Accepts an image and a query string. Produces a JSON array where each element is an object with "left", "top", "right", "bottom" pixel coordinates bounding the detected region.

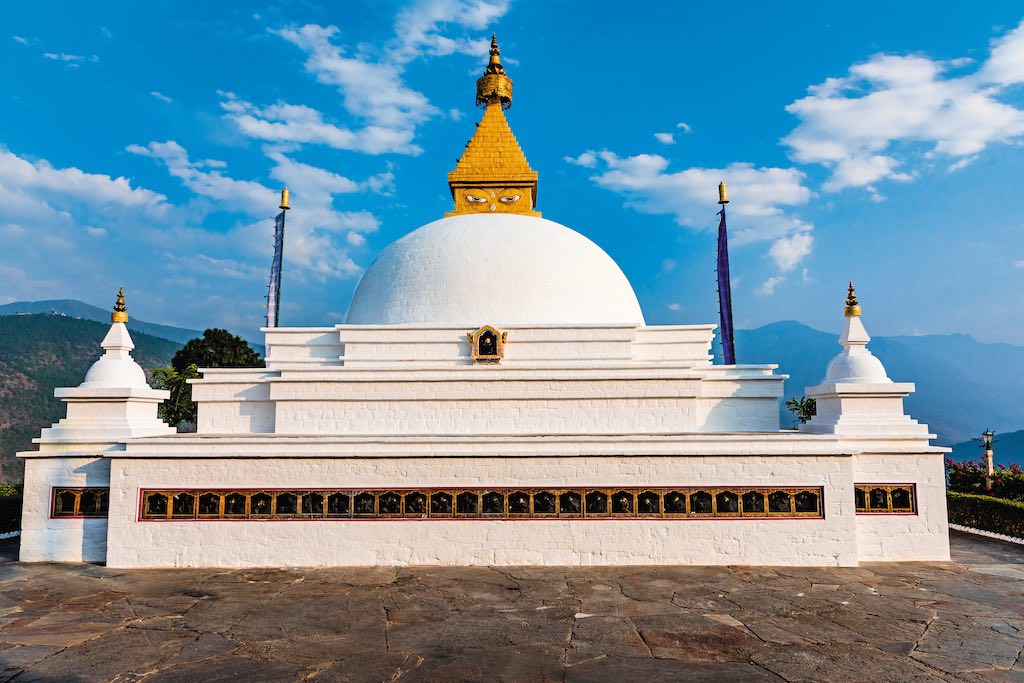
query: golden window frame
[{"left": 467, "top": 324, "right": 507, "bottom": 363}]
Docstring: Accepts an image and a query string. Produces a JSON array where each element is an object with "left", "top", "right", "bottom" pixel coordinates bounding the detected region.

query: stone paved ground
[{"left": 0, "top": 531, "right": 1021, "bottom": 682}]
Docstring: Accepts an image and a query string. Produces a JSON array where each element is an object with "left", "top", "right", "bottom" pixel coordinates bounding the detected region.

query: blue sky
[{"left": 3, "top": 1, "right": 1024, "bottom": 344}]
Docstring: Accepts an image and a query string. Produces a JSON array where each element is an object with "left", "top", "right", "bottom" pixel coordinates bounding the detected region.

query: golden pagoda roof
[
  {"left": 446, "top": 36, "right": 539, "bottom": 216},
  {"left": 447, "top": 102, "right": 538, "bottom": 187}
]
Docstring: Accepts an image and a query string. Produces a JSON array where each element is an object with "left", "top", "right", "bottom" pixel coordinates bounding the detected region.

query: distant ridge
[
  {"left": 735, "top": 320, "right": 1024, "bottom": 445},
  {"left": 949, "top": 428, "right": 1024, "bottom": 468},
  {"left": 0, "top": 299, "right": 262, "bottom": 348}
]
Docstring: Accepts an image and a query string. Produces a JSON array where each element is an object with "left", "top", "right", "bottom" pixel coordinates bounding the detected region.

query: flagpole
[
  {"left": 276, "top": 188, "right": 289, "bottom": 326},
  {"left": 716, "top": 182, "right": 736, "bottom": 365}
]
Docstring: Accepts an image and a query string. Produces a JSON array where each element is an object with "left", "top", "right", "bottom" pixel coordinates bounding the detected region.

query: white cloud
[
  {"left": 662, "top": 258, "right": 677, "bottom": 272},
  {"left": 0, "top": 146, "right": 165, "bottom": 209},
  {"left": 569, "top": 150, "right": 816, "bottom": 275},
  {"left": 784, "top": 20, "right": 1024, "bottom": 193},
  {"left": 1015, "top": 260, "right": 1024, "bottom": 269},
  {"left": 668, "top": 302, "right": 681, "bottom": 311},
  {"left": 448, "top": 107, "right": 464, "bottom": 121},
  {"left": 947, "top": 156, "right": 977, "bottom": 173},
  {"left": 243, "top": 3, "right": 510, "bottom": 156},
  {"left": 149, "top": 91, "right": 172, "bottom": 103},
  {"left": 100, "top": 27, "right": 113, "bottom": 39},
  {"left": 12, "top": 36, "right": 28, "bottom": 45},
  {"left": 654, "top": 132, "right": 675, "bottom": 145},
  {"left": 43, "top": 52, "right": 97, "bottom": 66},
  {"left": 85, "top": 226, "right": 107, "bottom": 237},
  {"left": 564, "top": 151, "right": 598, "bottom": 168},
  {"left": 758, "top": 276, "right": 785, "bottom": 296},
  {"left": 767, "top": 231, "right": 813, "bottom": 272},
  {"left": 676, "top": 122, "right": 693, "bottom": 134},
  {"left": 221, "top": 96, "right": 418, "bottom": 155}
]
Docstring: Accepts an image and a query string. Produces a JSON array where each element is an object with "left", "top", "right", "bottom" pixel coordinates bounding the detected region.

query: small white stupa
[
  {"left": 39, "top": 288, "right": 175, "bottom": 445},
  {"left": 801, "top": 282, "right": 929, "bottom": 437}
]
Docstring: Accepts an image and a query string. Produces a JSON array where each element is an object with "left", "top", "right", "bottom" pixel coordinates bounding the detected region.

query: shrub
[
  {"left": 947, "top": 492, "right": 1024, "bottom": 539},
  {"left": 0, "top": 484, "right": 22, "bottom": 533},
  {"left": 946, "top": 458, "right": 1024, "bottom": 502}
]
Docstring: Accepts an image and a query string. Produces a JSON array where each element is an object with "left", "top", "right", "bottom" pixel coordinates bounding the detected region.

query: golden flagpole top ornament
[
  {"left": 476, "top": 34, "right": 513, "bottom": 109},
  {"left": 718, "top": 181, "right": 729, "bottom": 205},
  {"left": 111, "top": 287, "right": 128, "bottom": 323},
  {"left": 844, "top": 280, "right": 861, "bottom": 317},
  {"left": 279, "top": 187, "right": 290, "bottom": 211}
]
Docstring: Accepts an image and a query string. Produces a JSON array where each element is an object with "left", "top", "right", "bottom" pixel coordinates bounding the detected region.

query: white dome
[{"left": 346, "top": 214, "right": 645, "bottom": 326}]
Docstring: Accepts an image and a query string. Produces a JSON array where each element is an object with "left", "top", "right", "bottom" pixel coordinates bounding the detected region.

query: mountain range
[{"left": 0, "top": 302, "right": 1021, "bottom": 481}]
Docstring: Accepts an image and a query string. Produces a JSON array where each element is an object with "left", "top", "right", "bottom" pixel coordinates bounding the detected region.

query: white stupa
[{"left": 19, "top": 38, "right": 949, "bottom": 568}]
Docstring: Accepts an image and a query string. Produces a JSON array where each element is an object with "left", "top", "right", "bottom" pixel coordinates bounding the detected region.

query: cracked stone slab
[{"left": 0, "top": 531, "right": 1019, "bottom": 681}]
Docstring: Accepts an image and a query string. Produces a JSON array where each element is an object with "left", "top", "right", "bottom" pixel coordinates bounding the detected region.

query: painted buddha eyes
[
  {"left": 465, "top": 195, "right": 488, "bottom": 203},
  {"left": 499, "top": 194, "right": 521, "bottom": 203}
]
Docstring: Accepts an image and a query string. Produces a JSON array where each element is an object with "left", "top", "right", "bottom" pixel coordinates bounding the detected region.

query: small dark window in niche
[
  {"left": 456, "top": 492, "right": 479, "bottom": 515},
  {"left": 891, "top": 488, "right": 912, "bottom": 510},
  {"left": 252, "top": 492, "right": 273, "bottom": 516},
  {"left": 638, "top": 491, "right": 661, "bottom": 514},
  {"left": 198, "top": 493, "right": 220, "bottom": 515},
  {"left": 664, "top": 491, "right": 687, "bottom": 514},
  {"left": 405, "top": 492, "right": 427, "bottom": 515},
  {"left": 276, "top": 492, "right": 298, "bottom": 515},
  {"left": 869, "top": 488, "right": 889, "bottom": 511},
  {"left": 794, "top": 491, "right": 819, "bottom": 513},
  {"left": 353, "top": 492, "right": 375, "bottom": 516},
  {"left": 768, "top": 491, "right": 792, "bottom": 514},
  {"left": 224, "top": 493, "right": 246, "bottom": 516},
  {"left": 508, "top": 491, "right": 531, "bottom": 514},
  {"left": 716, "top": 491, "right": 739, "bottom": 514},
  {"left": 302, "top": 492, "right": 324, "bottom": 516},
  {"left": 691, "top": 491, "right": 713, "bottom": 514},
  {"left": 533, "top": 491, "right": 556, "bottom": 514},
  {"left": 560, "top": 491, "right": 582, "bottom": 515},
  {"left": 54, "top": 490, "right": 77, "bottom": 516},
  {"left": 855, "top": 487, "right": 867, "bottom": 510},
  {"left": 478, "top": 330, "right": 497, "bottom": 356},
  {"left": 482, "top": 491, "right": 504, "bottom": 515},
  {"left": 586, "top": 491, "right": 608, "bottom": 515},
  {"left": 146, "top": 493, "right": 168, "bottom": 517},
  {"left": 327, "top": 492, "right": 350, "bottom": 516},
  {"left": 612, "top": 491, "right": 634, "bottom": 514},
  {"left": 379, "top": 492, "right": 402, "bottom": 515},
  {"left": 173, "top": 492, "right": 195, "bottom": 517},
  {"left": 79, "top": 489, "right": 103, "bottom": 516},
  {"left": 430, "top": 492, "right": 453, "bottom": 515},
  {"left": 742, "top": 491, "right": 765, "bottom": 514}
]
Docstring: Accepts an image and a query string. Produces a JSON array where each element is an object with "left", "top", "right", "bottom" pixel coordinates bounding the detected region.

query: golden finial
[
  {"left": 279, "top": 187, "right": 290, "bottom": 211},
  {"left": 476, "top": 34, "right": 513, "bottom": 109},
  {"left": 844, "top": 280, "right": 861, "bottom": 317},
  {"left": 718, "top": 181, "right": 729, "bottom": 205},
  {"left": 111, "top": 287, "right": 128, "bottom": 323}
]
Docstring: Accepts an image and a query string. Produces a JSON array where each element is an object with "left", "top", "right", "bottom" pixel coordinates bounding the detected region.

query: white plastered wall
[
  {"left": 20, "top": 456, "right": 109, "bottom": 563},
  {"left": 104, "top": 454, "right": 858, "bottom": 568},
  {"left": 853, "top": 452, "right": 950, "bottom": 562}
]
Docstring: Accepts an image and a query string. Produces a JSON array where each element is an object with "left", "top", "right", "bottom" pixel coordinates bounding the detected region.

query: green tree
[
  {"left": 171, "top": 328, "right": 262, "bottom": 372},
  {"left": 785, "top": 396, "right": 817, "bottom": 425},
  {"left": 156, "top": 330, "right": 261, "bottom": 430},
  {"left": 153, "top": 364, "right": 200, "bottom": 427}
]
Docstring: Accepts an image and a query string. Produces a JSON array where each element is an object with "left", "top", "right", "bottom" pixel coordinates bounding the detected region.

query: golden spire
[
  {"left": 279, "top": 187, "right": 290, "bottom": 211},
  {"left": 718, "top": 181, "right": 729, "bottom": 205},
  {"left": 476, "top": 35, "right": 513, "bottom": 109},
  {"left": 446, "top": 35, "right": 539, "bottom": 217},
  {"left": 844, "top": 280, "right": 861, "bottom": 317},
  {"left": 111, "top": 287, "right": 128, "bottom": 323}
]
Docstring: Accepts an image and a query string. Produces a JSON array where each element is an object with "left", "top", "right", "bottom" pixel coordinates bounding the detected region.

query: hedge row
[
  {"left": 947, "top": 491, "right": 1024, "bottom": 539},
  {"left": 0, "top": 484, "right": 21, "bottom": 533}
]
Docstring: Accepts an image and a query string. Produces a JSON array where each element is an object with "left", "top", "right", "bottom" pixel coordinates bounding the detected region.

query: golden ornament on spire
[
  {"left": 446, "top": 35, "right": 539, "bottom": 217},
  {"left": 279, "top": 187, "right": 290, "bottom": 211},
  {"left": 476, "top": 34, "right": 513, "bottom": 109},
  {"left": 111, "top": 287, "right": 128, "bottom": 323},
  {"left": 718, "top": 181, "right": 729, "bottom": 205},
  {"left": 844, "top": 280, "right": 861, "bottom": 317}
]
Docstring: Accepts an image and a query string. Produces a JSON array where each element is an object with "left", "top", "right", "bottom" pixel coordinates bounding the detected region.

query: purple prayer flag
[
  {"left": 266, "top": 210, "right": 285, "bottom": 328},
  {"left": 716, "top": 205, "right": 736, "bottom": 364}
]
